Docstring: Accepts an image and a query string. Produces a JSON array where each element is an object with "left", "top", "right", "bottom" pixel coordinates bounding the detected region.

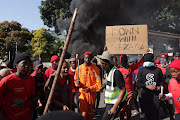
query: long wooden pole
[{"left": 43, "top": 8, "right": 77, "bottom": 114}]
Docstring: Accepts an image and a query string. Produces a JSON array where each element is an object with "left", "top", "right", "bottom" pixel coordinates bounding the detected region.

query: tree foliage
[
  {"left": 31, "top": 28, "right": 54, "bottom": 61},
  {"left": 39, "top": 0, "right": 72, "bottom": 33},
  {"left": 146, "top": 0, "right": 180, "bottom": 33},
  {"left": 0, "top": 21, "right": 32, "bottom": 60}
]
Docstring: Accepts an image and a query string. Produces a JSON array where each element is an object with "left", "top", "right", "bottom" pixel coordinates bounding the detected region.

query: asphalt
[{"left": 92, "top": 91, "right": 171, "bottom": 120}]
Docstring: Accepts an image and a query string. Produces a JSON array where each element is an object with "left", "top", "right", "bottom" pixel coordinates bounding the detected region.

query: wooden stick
[
  {"left": 43, "top": 8, "right": 77, "bottom": 114},
  {"left": 76, "top": 54, "right": 80, "bottom": 85}
]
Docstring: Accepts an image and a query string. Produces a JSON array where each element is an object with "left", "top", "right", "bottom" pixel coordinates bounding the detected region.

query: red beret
[
  {"left": 83, "top": 52, "right": 94, "bottom": 58},
  {"left": 120, "top": 54, "right": 127, "bottom": 63},
  {"left": 50, "top": 55, "right": 60, "bottom": 63},
  {"left": 155, "top": 59, "right": 160, "bottom": 64},
  {"left": 169, "top": 60, "right": 180, "bottom": 70},
  {"left": 160, "top": 53, "right": 168, "bottom": 57}
]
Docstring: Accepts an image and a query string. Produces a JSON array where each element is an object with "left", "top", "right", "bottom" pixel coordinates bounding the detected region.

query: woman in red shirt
[{"left": 44, "top": 60, "right": 73, "bottom": 111}]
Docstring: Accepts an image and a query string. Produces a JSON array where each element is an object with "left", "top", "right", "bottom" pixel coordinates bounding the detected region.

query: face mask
[{"left": 143, "top": 62, "right": 154, "bottom": 67}]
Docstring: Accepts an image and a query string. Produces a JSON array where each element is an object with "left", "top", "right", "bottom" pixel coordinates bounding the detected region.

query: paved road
[{"left": 92, "top": 92, "right": 171, "bottom": 120}]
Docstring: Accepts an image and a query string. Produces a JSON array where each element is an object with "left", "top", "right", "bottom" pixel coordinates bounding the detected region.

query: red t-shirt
[
  {"left": 0, "top": 73, "right": 36, "bottom": 120},
  {"left": 69, "top": 68, "right": 78, "bottom": 92},
  {"left": 168, "top": 78, "right": 180, "bottom": 114},
  {"left": 45, "top": 67, "right": 55, "bottom": 78},
  {"left": 119, "top": 57, "right": 144, "bottom": 92},
  {"left": 157, "top": 64, "right": 166, "bottom": 74}
]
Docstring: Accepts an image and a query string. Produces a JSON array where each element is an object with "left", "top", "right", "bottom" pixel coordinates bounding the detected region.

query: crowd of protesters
[{"left": 0, "top": 47, "right": 179, "bottom": 120}]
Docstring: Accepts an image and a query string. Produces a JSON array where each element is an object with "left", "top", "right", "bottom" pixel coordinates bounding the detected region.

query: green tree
[
  {"left": 39, "top": 0, "right": 72, "bottom": 33},
  {"left": 0, "top": 21, "right": 33, "bottom": 60},
  {"left": 31, "top": 27, "right": 54, "bottom": 61},
  {"left": 50, "top": 34, "right": 66, "bottom": 56},
  {"left": 146, "top": 0, "right": 180, "bottom": 33}
]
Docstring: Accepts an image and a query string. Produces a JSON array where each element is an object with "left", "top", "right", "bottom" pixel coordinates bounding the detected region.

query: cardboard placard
[{"left": 106, "top": 25, "right": 148, "bottom": 54}]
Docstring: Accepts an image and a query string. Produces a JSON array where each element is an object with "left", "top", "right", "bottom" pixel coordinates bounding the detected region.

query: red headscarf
[
  {"left": 169, "top": 59, "right": 180, "bottom": 70},
  {"left": 50, "top": 55, "right": 60, "bottom": 63},
  {"left": 120, "top": 54, "right": 127, "bottom": 63},
  {"left": 155, "top": 59, "right": 160, "bottom": 64},
  {"left": 83, "top": 52, "right": 94, "bottom": 58},
  {"left": 160, "top": 53, "right": 169, "bottom": 57}
]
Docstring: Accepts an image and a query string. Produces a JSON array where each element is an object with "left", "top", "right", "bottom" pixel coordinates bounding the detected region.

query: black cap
[
  {"left": 14, "top": 53, "right": 31, "bottom": 65},
  {"left": 33, "top": 60, "right": 43, "bottom": 68},
  {"left": 144, "top": 53, "right": 154, "bottom": 62},
  {"left": 173, "top": 51, "right": 180, "bottom": 56}
]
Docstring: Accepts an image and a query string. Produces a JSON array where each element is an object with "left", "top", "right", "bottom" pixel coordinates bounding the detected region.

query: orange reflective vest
[{"left": 74, "top": 63, "right": 101, "bottom": 104}]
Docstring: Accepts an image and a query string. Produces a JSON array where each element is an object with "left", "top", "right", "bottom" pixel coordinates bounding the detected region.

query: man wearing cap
[
  {"left": 128, "top": 57, "right": 143, "bottom": 115},
  {"left": 97, "top": 51, "right": 127, "bottom": 120},
  {"left": 137, "top": 53, "right": 163, "bottom": 120},
  {"left": 74, "top": 52, "right": 101, "bottom": 120},
  {"left": 0, "top": 53, "right": 36, "bottom": 120},
  {"left": 31, "top": 60, "right": 47, "bottom": 117},
  {"left": 45, "top": 55, "right": 60, "bottom": 78}
]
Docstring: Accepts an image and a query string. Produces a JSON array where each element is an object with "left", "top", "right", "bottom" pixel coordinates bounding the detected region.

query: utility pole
[
  {"left": 39, "top": 39, "right": 41, "bottom": 60},
  {"left": 16, "top": 42, "right": 18, "bottom": 54}
]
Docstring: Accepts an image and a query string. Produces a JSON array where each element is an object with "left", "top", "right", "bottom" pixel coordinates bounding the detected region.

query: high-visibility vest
[{"left": 105, "top": 66, "right": 127, "bottom": 104}]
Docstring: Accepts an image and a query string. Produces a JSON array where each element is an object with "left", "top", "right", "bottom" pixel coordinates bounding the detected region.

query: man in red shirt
[
  {"left": 31, "top": 60, "right": 47, "bottom": 117},
  {"left": 119, "top": 54, "right": 144, "bottom": 120},
  {"left": 0, "top": 53, "right": 36, "bottom": 120},
  {"left": 159, "top": 59, "right": 180, "bottom": 120},
  {"left": 69, "top": 58, "right": 78, "bottom": 111},
  {"left": 45, "top": 55, "right": 60, "bottom": 78}
]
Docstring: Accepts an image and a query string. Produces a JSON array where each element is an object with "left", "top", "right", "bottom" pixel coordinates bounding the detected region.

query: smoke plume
[{"left": 57, "top": 0, "right": 163, "bottom": 58}]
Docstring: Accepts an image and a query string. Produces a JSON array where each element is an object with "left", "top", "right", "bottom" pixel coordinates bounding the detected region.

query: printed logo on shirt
[
  {"left": 13, "top": 87, "right": 24, "bottom": 92},
  {"left": 178, "top": 97, "right": 180, "bottom": 102},
  {"left": 145, "top": 73, "right": 156, "bottom": 85},
  {"left": 13, "top": 99, "right": 24, "bottom": 108}
]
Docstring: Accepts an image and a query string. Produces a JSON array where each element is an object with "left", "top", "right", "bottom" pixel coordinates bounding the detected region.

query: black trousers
[
  {"left": 102, "top": 101, "right": 125, "bottom": 120},
  {"left": 141, "top": 93, "right": 160, "bottom": 120},
  {"left": 175, "top": 113, "right": 180, "bottom": 120},
  {"left": 95, "top": 91, "right": 101, "bottom": 108},
  {"left": 133, "top": 88, "right": 139, "bottom": 112}
]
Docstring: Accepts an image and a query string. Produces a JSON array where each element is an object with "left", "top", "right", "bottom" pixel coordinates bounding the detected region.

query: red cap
[
  {"left": 120, "top": 54, "right": 127, "bottom": 63},
  {"left": 50, "top": 55, "right": 60, "bottom": 63},
  {"left": 169, "top": 60, "right": 180, "bottom": 70},
  {"left": 160, "top": 53, "right": 168, "bottom": 57},
  {"left": 83, "top": 52, "right": 94, "bottom": 58},
  {"left": 155, "top": 59, "right": 160, "bottom": 64}
]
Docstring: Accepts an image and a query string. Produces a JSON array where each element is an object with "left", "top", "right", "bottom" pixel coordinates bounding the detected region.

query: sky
[{"left": 0, "top": 0, "right": 52, "bottom": 31}]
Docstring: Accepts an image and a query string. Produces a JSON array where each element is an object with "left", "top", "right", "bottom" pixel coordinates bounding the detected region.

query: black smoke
[{"left": 57, "top": 0, "right": 164, "bottom": 58}]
